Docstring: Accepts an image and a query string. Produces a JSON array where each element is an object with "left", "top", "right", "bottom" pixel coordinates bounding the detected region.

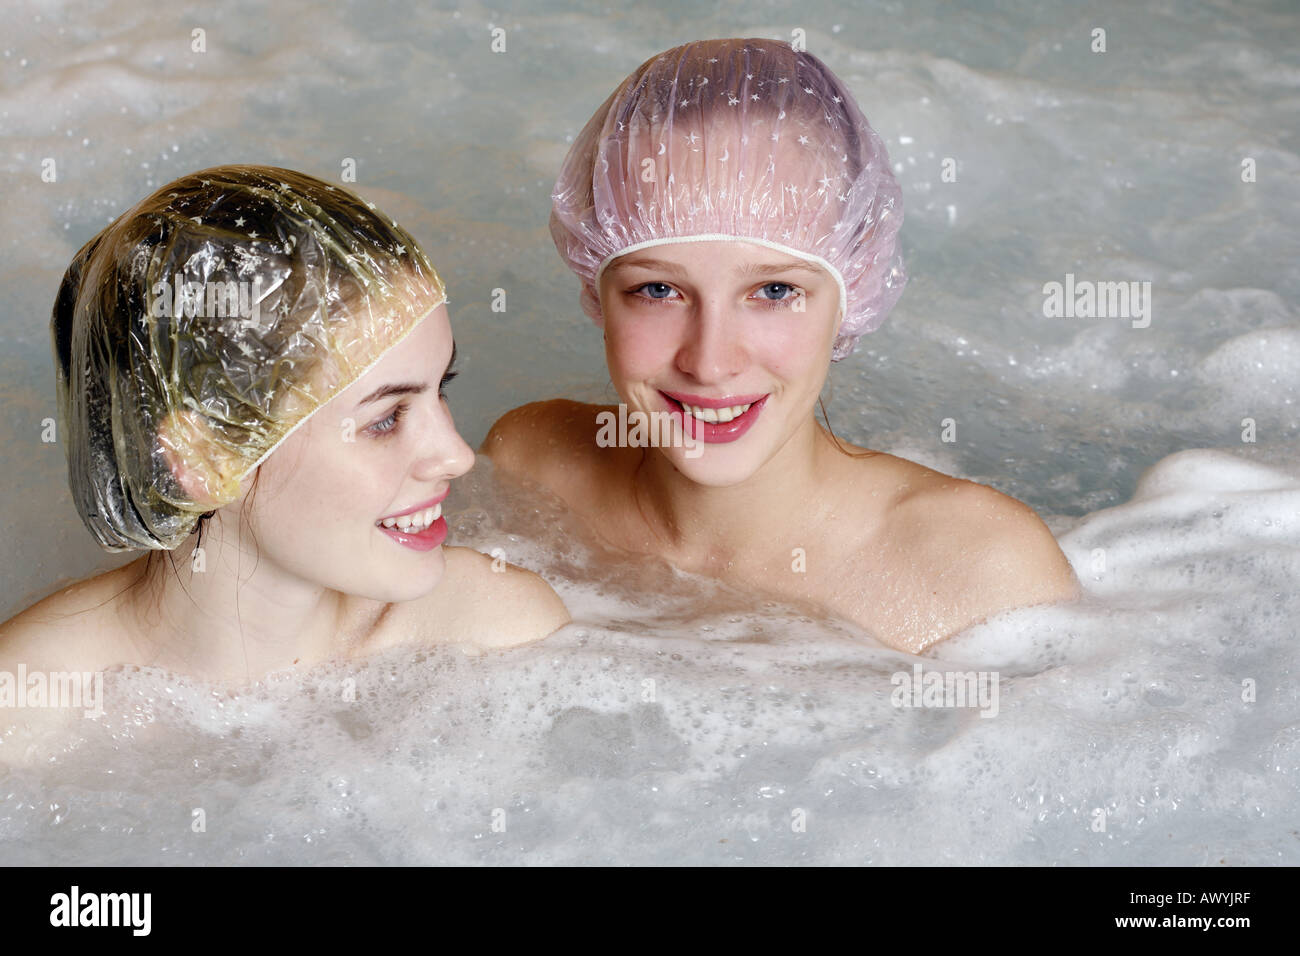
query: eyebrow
[
  {"left": 608, "top": 257, "right": 687, "bottom": 276},
  {"left": 739, "top": 261, "right": 824, "bottom": 278},
  {"left": 356, "top": 342, "right": 457, "bottom": 407},
  {"left": 609, "top": 256, "right": 824, "bottom": 278}
]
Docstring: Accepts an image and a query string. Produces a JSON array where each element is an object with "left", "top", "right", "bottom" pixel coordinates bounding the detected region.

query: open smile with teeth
[
  {"left": 677, "top": 401, "right": 754, "bottom": 424},
  {"left": 377, "top": 503, "right": 442, "bottom": 533}
]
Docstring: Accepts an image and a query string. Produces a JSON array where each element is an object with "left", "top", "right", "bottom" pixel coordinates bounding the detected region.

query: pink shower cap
[{"left": 550, "top": 38, "right": 907, "bottom": 361}]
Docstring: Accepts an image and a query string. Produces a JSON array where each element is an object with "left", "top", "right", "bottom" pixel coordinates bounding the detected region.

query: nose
[
  {"left": 674, "top": 295, "right": 747, "bottom": 383},
  {"left": 413, "top": 397, "right": 475, "bottom": 483}
]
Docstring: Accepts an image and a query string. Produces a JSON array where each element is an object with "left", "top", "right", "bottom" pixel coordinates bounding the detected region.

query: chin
[
  {"left": 358, "top": 551, "right": 448, "bottom": 604},
  {"left": 662, "top": 446, "right": 765, "bottom": 487},
  {"left": 367, "top": 577, "right": 441, "bottom": 605}
]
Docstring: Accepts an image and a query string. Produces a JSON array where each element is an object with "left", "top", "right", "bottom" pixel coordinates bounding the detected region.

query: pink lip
[
  {"left": 660, "top": 390, "right": 769, "bottom": 409},
  {"left": 658, "top": 390, "right": 769, "bottom": 444},
  {"left": 376, "top": 489, "right": 451, "bottom": 553},
  {"left": 378, "top": 489, "right": 449, "bottom": 522},
  {"left": 378, "top": 518, "right": 448, "bottom": 552}
]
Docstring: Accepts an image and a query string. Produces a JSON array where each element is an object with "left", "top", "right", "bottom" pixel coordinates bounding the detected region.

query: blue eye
[
  {"left": 759, "top": 282, "right": 797, "bottom": 300},
  {"left": 366, "top": 364, "right": 458, "bottom": 438},
  {"left": 368, "top": 403, "right": 407, "bottom": 436},
  {"left": 633, "top": 282, "right": 677, "bottom": 300}
]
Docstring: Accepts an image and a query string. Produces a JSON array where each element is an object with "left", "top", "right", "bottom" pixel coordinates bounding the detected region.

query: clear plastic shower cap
[
  {"left": 550, "top": 38, "right": 907, "bottom": 361},
  {"left": 51, "top": 165, "right": 447, "bottom": 552}
]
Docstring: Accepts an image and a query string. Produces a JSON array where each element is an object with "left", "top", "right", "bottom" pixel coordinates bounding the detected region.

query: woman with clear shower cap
[
  {"left": 485, "top": 38, "right": 1078, "bottom": 653},
  {"left": 0, "top": 165, "right": 568, "bottom": 686}
]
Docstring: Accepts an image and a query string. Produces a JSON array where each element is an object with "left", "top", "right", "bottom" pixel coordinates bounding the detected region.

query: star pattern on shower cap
[{"left": 231, "top": 244, "right": 262, "bottom": 277}]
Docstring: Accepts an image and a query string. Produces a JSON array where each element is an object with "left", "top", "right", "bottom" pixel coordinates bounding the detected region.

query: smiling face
[
  {"left": 230, "top": 303, "right": 473, "bottom": 603},
  {"left": 598, "top": 240, "right": 841, "bottom": 485}
]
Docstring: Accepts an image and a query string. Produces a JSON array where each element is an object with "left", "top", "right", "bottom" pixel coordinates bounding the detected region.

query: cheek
[
  {"left": 253, "top": 426, "right": 372, "bottom": 535},
  {"left": 758, "top": 348, "right": 821, "bottom": 393},
  {"left": 605, "top": 307, "right": 684, "bottom": 377},
  {"left": 253, "top": 462, "right": 323, "bottom": 540},
  {"left": 748, "top": 312, "right": 834, "bottom": 382}
]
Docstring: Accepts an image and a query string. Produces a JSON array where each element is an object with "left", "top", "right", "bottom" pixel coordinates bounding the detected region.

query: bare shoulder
[
  {"left": 396, "top": 546, "right": 570, "bottom": 651},
  {"left": 0, "top": 564, "right": 139, "bottom": 673},
  {"left": 482, "top": 398, "right": 601, "bottom": 468},
  {"left": 0, "top": 568, "right": 137, "bottom": 762},
  {"left": 862, "top": 458, "right": 1080, "bottom": 651},
  {"left": 481, "top": 399, "right": 625, "bottom": 495},
  {"left": 897, "top": 467, "right": 1077, "bottom": 591}
]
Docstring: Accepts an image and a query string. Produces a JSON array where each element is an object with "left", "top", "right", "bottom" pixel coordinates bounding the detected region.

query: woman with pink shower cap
[{"left": 485, "top": 38, "right": 1079, "bottom": 653}]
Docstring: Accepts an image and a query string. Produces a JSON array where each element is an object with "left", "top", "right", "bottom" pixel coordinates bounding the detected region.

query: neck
[
  {"left": 633, "top": 415, "right": 841, "bottom": 570},
  {"left": 118, "top": 513, "right": 384, "bottom": 683}
]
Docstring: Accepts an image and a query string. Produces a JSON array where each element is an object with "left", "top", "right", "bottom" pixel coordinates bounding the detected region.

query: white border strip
[
  {"left": 595, "top": 234, "right": 847, "bottom": 321},
  {"left": 239, "top": 298, "right": 447, "bottom": 478}
]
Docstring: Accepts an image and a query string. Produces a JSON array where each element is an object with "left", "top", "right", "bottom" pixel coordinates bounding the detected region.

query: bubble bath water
[{"left": 1, "top": 0, "right": 1298, "bottom": 864}]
